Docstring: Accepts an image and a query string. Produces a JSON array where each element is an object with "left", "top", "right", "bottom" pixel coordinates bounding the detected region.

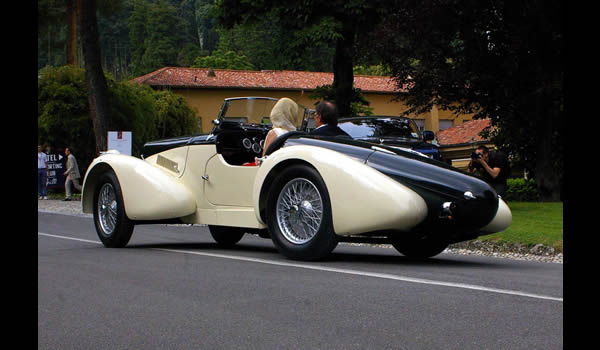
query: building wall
[
  {"left": 437, "top": 104, "right": 476, "bottom": 131},
  {"left": 171, "top": 88, "right": 474, "bottom": 134}
]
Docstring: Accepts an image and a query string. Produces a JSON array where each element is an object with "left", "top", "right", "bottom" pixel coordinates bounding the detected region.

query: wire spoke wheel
[
  {"left": 276, "top": 178, "right": 323, "bottom": 245},
  {"left": 98, "top": 183, "right": 118, "bottom": 235},
  {"left": 267, "top": 164, "right": 337, "bottom": 260},
  {"left": 93, "top": 171, "right": 134, "bottom": 248}
]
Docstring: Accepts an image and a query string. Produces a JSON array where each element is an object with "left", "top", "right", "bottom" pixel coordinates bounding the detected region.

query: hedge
[
  {"left": 38, "top": 65, "right": 200, "bottom": 172},
  {"left": 504, "top": 178, "right": 539, "bottom": 201}
]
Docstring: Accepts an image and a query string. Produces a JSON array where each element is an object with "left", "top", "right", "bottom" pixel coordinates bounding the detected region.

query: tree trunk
[
  {"left": 332, "top": 26, "right": 356, "bottom": 118},
  {"left": 66, "top": 0, "right": 78, "bottom": 65},
  {"left": 535, "top": 102, "right": 562, "bottom": 201},
  {"left": 78, "top": 0, "right": 113, "bottom": 154}
]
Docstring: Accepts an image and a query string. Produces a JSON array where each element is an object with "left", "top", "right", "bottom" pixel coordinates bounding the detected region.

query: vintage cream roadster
[{"left": 81, "top": 97, "right": 511, "bottom": 260}]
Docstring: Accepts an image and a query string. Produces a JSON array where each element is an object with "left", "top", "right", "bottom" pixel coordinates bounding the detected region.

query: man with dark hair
[
  {"left": 467, "top": 145, "right": 509, "bottom": 197},
  {"left": 309, "top": 101, "right": 350, "bottom": 137}
]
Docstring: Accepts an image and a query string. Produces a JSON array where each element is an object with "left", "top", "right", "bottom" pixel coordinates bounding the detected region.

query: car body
[
  {"left": 337, "top": 116, "right": 442, "bottom": 160},
  {"left": 81, "top": 97, "right": 511, "bottom": 260}
]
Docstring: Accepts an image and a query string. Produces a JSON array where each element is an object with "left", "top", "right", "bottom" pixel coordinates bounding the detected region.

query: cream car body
[
  {"left": 82, "top": 97, "right": 511, "bottom": 260},
  {"left": 82, "top": 144, "right": 429, "bottom": 234}
]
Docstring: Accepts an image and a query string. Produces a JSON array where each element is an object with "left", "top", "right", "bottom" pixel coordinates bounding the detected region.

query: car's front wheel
[
  {"left": 267, "top": 164, "right": 338, "bottom": 260},
  {"left": 93, "top": 171, "right": 134, "bottom": 247},
  {"left": 209, "top": 225, "right": 245, "bottom": 247}
]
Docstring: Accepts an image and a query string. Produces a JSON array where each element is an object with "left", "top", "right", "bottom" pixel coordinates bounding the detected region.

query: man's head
[
  {"left": 475, "top": 145, "right": 489, "bottom": 161},
  {"left": 314, "top": 101, "right": 338, "bottom": 127},
  {"left": 65, "top": 147, "right": 71, "bottom": 156}
]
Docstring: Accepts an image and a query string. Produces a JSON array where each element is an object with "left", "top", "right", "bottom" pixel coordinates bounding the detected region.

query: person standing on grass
[
  {"left": 63, "top": 147, "right": 81, "bottom": 201},
  {"left": 38, "top": 145, "right": 48, "bottom": 200}
]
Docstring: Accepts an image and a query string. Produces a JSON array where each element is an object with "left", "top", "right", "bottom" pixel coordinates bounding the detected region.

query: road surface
[{"left": 38, "top": 212, "right": 563, "bottom": 349}]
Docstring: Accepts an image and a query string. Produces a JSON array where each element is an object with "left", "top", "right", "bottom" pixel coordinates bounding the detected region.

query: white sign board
[{"left": 107, "top": 131, "right": 132, "bottom": 156}]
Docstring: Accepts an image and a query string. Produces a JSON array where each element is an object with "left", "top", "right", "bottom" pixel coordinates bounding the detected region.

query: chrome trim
[{"left": 464, "top": 191, "right": 476, "bottom": 200}]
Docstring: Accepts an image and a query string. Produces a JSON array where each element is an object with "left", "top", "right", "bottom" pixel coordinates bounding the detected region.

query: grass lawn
[{"left": 478, "top": 201, "right": 563, "bottom": 252}]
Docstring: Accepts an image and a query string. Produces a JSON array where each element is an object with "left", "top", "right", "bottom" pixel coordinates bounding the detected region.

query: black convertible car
[{"left": 337, "top": 116, "right": 442, "bottom": 160}]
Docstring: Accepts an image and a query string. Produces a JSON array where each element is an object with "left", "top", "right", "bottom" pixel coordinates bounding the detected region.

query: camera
[{"left": 470, "top": 152, "right": 482, "bottom": 169}]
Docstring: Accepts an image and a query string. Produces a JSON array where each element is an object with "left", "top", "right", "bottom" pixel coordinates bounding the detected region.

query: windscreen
[
  {"left": 221, "top": 98, "right": 306, "bottom": 129},
  {"left": 338, "top": 118, "right": 421, "bottom": 140}
]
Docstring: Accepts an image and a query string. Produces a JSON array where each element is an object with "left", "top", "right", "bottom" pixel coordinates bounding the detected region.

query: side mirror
[{"left": 423, "top": 130, "right": 434, "bottom": 141}]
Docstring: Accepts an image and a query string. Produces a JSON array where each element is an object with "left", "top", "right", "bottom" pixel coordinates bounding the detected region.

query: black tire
[
  {"left": 267, "top": 164, "right": 338, "bottom": 260},
  {"left": 209, "top": 225, "right": 245, "bottom": 247},
  {"left": 93, "top": 171, "right": 134, "bottom": 248},
  {"left": 390, "top": 235, "right": 448, "bottom": 259}
]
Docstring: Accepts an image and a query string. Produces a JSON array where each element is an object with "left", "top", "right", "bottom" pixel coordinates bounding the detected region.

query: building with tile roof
[{"left": 131, "top": 67, "right": 476, "bottom": 134}]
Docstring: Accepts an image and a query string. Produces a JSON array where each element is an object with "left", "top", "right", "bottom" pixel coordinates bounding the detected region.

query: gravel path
[{"left": 37, "top": 199, "right": 562, "bottom": 264}]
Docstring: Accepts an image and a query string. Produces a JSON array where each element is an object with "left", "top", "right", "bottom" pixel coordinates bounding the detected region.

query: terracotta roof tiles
[
  {"left": 437, "top": 119, "right": 493, "bottom": 146},
  {"left": 131, "top": 67, "right": 404, "bottom": 93}
]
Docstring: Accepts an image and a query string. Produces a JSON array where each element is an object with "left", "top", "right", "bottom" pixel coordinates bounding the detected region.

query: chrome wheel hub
[
  {"left": 276, "top": 178, "right": 323, "bottom": 244},
  {"left": 98, "top": 183, "right": 118, "bottom": 235}
]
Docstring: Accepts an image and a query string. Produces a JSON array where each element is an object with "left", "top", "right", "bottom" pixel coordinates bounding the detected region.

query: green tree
[
  {"left": 195, "top": 0, "right": 219, "bottom": 53},
  {"left": 353, "top": 64, "right": 390, "bottom": 77},
  {"left": 38, "top": 0, "right": 126, "bottom": 70},
  {"left": 151, "top": 89, "right": 200, "bottom": 138},
  {"left": 38, "top": 0, "right": 69, "bottom": 69},
  {"left": 374, "top": 0, "right": 563, "bottom": 200},
  {"left": 309, "top": 85, "right": 373, "bottom": 116},
  {"left": 97, "top": 0, "right": 132, "bottom": 79},
  {"left": 79, "top": 0, "right": 114, "bottom": 154},
  {"left": 212, "top": 17, "right": 334, "bottom": 72},
  {"left": 38, "top": 65, "right": 95, "bottom": 168},
  {"left": 128, "top": 0, "right": 150, "bottom": 74},
  {"left": 214, "top": 0, "right": 388, "bottom": 117},
  {"left": 38, "top": 65, "right": 200, "bottom": 171},
  {"left": 129, "top": 0, "right": 182, "bottom": 76},
  {"left": 192, "top": 49, "right": 255, "bottom": 70}
]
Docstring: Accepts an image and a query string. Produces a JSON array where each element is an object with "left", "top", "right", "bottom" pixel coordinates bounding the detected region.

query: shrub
[
  {"left": 38, "top": 65, "right": 97, "bottom": 170},
  {"left": 38, "top": 65, "right": 200, "bottom": 172},
  {"left": 505, "top": 178, "right": 540, "bottom": 201}
]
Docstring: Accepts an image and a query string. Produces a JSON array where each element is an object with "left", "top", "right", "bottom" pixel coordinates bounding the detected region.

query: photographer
[{"left": 467, "top": 145, "right": 509, "bottom": 197}]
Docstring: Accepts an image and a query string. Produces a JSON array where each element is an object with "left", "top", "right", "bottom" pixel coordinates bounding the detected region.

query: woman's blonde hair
[{"left": 269, "top": 98, "right": 298, "bottom": 131}]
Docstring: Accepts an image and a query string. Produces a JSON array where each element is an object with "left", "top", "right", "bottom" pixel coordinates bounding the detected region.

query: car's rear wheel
[
  {"left": 209, "top": 225, "right": 245, "bottom": 247},
  {"left": 390, "top": 235, "right": 448, "bottom": 259},
  {"left": 93, "top": 171, "right": 134, "bottom": 247},
  {"left": 267, "top": 164, "right": 338, "bottom": 260}
]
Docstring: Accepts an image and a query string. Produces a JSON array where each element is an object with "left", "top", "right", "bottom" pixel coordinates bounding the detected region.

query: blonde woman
[{"left": 261, "top": 97, "right": 298, "bottom": 157}]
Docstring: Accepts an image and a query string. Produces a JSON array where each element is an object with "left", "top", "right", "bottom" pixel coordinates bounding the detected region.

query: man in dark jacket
[{"left": 309, "top": 101, "right": 350, "bottom": 137}]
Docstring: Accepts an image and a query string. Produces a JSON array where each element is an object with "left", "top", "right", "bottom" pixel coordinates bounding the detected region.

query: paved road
[{"left": 38, "top": 212, "right": 563, "bottom": 350}]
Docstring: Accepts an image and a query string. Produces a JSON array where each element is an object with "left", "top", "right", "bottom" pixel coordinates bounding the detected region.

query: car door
[{"left": 204, "top": 153, "right": 258, "bottom": 207}]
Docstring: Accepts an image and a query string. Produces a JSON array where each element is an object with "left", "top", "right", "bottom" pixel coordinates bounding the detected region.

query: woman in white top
[{"left": 261, "top": 97, "right": 298, "bottom": 157}]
